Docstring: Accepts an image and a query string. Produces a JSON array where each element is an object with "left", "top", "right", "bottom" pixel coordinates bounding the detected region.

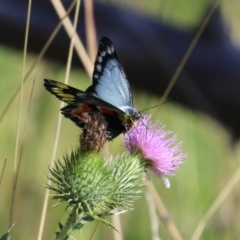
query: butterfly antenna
[{"left": 140, "top": 97, "right": 178, "bottom": 113}]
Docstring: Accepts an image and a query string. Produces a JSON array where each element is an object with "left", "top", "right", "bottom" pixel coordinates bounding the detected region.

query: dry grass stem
[
  {"left": 111, "top": 215, "right": 123, "bottom": 240},
  {"left": 155, "top": 0, "right": 220, "bottom": 115},
  {"left": 37, "top": 1, "right": 81, "bottom": 239},
  {"left": 0, "top": 158, "right": 7, "bottom": 190},
  {"left": 51, "top": 0, "right": 93, "bottom": 76},
  {"left": 145, "top": 191, "right": 161, "bottom": 240},
  {"left": 0, "top": 0, "right": 77, "bottom": 127},
  {"left": 9, "top": 0, "right": 32, "bottom": 232},
  {"left": 147, "top": 181, "right": 183, "bottom": 240},
  {"left": 84, "top": 0, "right": 97, "bottom": 62},
  {"left": 190, "top": 162, "right": 240, "bottom": 240},
  {"left": 89, "top": 223, "right": 100, "bottom": 240},
  {"left": 10, "top": 77, "right": 36, "bottom": 230}
]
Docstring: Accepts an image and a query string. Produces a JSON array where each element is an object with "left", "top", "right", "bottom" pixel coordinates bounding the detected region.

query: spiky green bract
[
  {"left": 47, "top": 149, "right": 146, "bottom": 238},
  {"left": 0, "top": 232, "right": 8, "bottom": 240}
]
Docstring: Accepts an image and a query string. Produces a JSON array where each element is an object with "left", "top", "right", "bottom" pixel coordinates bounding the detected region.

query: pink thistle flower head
[{"left": 124, "top": 115, "right": 187, "bottom": 177}]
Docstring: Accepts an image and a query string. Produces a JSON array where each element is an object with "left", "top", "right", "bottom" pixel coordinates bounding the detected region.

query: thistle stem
[{"left": 56, "top": 209, "right": 86, "bottom": 240}]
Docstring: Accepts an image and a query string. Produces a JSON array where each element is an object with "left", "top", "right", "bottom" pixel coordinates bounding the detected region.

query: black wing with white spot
[
  {"left": 43, "top": 37, "right": 141, "bottom": 140},
  {"left": 86, "top": 37, "right": 134, "bottom": 108},
  {"left": 43, "top": 79, "right": 127, "bottom": 139}
]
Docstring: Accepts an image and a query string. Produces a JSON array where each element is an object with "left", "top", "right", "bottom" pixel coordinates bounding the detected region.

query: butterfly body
[{"left": 44, "top": 37, "right": 141, "bottom": 139}]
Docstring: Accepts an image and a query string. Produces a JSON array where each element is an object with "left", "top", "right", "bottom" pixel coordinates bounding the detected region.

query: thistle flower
[
  {"left": 47, "top": 113, "right": 146, "bottom": 239},
  {"left": 48, "top": 150, "right": 145, "bottom": 238},
  {"left": 124, "top": 115, "right": 187, "bottom": 177},
  {"left": 79, "top": 113, "right": 108, "bottom": 152}
]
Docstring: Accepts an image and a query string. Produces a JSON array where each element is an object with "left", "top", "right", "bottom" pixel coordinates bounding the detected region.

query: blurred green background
[{"left": 1, "top": 1, "right": 240, "bottom": 240}]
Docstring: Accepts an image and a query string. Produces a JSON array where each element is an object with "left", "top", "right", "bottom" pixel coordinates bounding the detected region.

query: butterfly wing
[
  {"left": 44, "top": 79, "right": 126, "bottom": 139},
  {"left": 86, "top": 37, "right": 134, "bottom": 109},
  {"left": 44, "top": 37, "right": 141, "bottom": 139}
]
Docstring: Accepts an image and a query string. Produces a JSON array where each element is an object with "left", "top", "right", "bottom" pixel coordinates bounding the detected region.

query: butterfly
[{"left": 44, "top": 37, "right": 141, "bottom": 140}]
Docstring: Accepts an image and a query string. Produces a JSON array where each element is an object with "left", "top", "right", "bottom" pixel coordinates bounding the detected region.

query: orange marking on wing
[
  {"left": 73, "top": 104, "right": 92, "bottom": 120},
  {"left": 99, "top": 107, "right": 115, "bottom": 116}
]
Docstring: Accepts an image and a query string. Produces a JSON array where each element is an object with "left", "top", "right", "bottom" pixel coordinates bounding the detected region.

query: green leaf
[{"left": 0, "top": 232, "right": 9, "bottom": 240}]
